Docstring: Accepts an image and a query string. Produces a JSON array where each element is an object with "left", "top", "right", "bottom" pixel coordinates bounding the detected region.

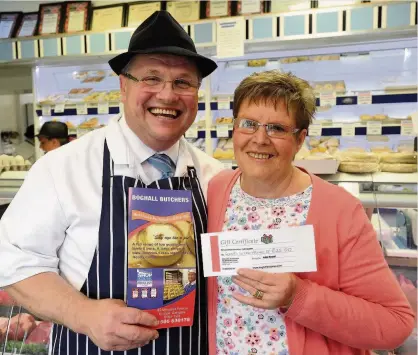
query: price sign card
[{"left": 367, "top": 121, "right": 382, "bottom": 135}]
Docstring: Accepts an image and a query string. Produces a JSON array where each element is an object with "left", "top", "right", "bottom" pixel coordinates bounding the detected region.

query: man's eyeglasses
[
  {"left": 235, "top": 118, "right": 300, "bottom": 138},
  {"left": 122, "top": 73, "right": 200, "bottom": 96}
]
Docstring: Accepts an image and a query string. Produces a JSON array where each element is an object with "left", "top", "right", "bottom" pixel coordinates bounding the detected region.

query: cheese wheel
[
  {"left": 379, "top": 152, "right": 417, "bottom": 164},
  {"left": 305, "top": 153, "right": 334, "bottom": 160},
  {"left": 380, "top": 163, "right": 417, "bottom": 173},
  {"left": 338, "top": 162, "right": 379, "bottom": 173},
  {"left": 338, "top": 152, "right": 379, "bottom": 163}
]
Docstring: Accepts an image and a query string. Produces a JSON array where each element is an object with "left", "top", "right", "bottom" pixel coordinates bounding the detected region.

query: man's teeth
[
  {"left": 248, "top": 152, "right": 271, "bottom": 159},
  {"left": 149, "top": 108, "right": 178, "bottom": 117}
]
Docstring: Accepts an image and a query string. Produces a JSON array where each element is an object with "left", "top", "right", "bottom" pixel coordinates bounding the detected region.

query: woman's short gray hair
[{"left": 233, "top": 70, "right": 316, "bottom": 130}]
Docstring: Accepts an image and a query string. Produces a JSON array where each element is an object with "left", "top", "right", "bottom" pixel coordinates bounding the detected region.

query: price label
[
  {"left": 223, "top": 161, "right": 233, "bottom": 169},
  {"left": 357, "top": 91, "right": 372, "bottom": 105},
  {"left": 76, "top": 103, "right": 88, "bottom": 115},
  {"left": 401, "top": 120, "right": 414, "bottom": 136},
  {"left": 341, "top": 123, "right": 355, "bottom": 137},
  {"left": 319, "top": 92, "right": 336, "bottom": 107},
  {"left": 119, "top": 102, "right": 124, "bottom": 113},
  {"left": 308, "top": 123, "right": 322, "bottom": 137},
  {"left": 98, "top": 101, "right": 109, "bottom": 115},
  {"left": 367, "top": 121, "right": 382, "bottom": 135},
  {"left": 185, "top": 126, "right": 198, "bottom": 138},
  {"left": 217, "top": 97, "right": 231, "bottom": 110},
  {"left": 54, "top": 103, "right": 65, "bottom": 113},
  {"left": 216, "top": 125, "right": 230, "bottom": 138},
  {"left": 42, "top": 105, "right": 51, "bottom": 116}
]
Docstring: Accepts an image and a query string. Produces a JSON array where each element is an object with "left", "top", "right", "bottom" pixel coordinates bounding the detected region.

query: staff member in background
[
  {"left": 37, "top": 121, "right": 70, "bottom": 153},
  {"left": 0, "top": 11, "right": 222, "bottom": 355},
  {"left": 14, "top": 124, "right": 35, "bottom": 163}
]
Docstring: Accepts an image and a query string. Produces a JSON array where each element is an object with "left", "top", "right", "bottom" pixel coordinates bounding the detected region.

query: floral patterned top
[{"left": 216, "top": 180, "right": 313, "bottom": 355}]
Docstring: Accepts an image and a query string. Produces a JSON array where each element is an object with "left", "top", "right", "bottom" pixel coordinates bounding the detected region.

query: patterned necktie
[{"left": 147, "top": 153, "right": 176, "bottom": 179}]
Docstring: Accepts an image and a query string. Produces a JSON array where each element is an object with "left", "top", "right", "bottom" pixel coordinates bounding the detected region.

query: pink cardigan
[{"left": 206, "top": 169, "right": 415, "bottom": 355}]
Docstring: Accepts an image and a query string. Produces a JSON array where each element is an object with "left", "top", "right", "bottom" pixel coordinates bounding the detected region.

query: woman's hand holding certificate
[{"left": 232, "top": 268, "right": 297, "bottom": 310}]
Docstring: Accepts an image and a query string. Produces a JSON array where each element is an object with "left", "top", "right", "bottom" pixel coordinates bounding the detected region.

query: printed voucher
[
  {"left": 201, "top": 225, "right": 317, "bottom": 277},
  {"left": 127, "top": 188, "right": 196, "bottom": 329}
]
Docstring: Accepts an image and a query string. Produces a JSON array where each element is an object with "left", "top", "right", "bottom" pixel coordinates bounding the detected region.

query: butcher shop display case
[{"left": 0, "top": 289, "right": 51, "bottom": 355}]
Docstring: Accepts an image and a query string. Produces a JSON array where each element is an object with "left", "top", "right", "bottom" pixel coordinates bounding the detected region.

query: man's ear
[{"left": 120, "top": 75, "right": 127, "bottom": 103}]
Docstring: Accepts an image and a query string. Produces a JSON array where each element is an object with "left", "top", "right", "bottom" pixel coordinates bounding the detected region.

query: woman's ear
[{"left": 296, "top": 129, "right": 307, "bottom": 150}]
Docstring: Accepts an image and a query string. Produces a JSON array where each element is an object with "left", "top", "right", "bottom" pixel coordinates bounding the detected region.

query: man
[
  {"left": 0, "top": 11, "right": 222, "bottom": 355},
  {"left": 184, "top": 270, "right": 196, "bottom": 294},
  {"left": 37, "top": 121, "right": 70, "bottom": 153}
]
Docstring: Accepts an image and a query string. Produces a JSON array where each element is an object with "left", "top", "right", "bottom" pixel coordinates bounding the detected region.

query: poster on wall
[
  {"left": 37, "top": 3, "right": 65, "bottom": 35},
  {"left": 63, "top": 1, "right": 91, "bottom": 33},
  {"left": 91, "top": 4, "right": 126, "bottom": 32},
  {"left": 16, "top": 12, "right": 38, "bottom": 37},
  {"left": 0, "top": 12, "right": 22, "bottom": 39}
]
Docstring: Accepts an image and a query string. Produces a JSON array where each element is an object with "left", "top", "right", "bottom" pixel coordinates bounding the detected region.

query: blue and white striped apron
[{"left": 50, "top": 141, "right": 208, "bottom": 355}]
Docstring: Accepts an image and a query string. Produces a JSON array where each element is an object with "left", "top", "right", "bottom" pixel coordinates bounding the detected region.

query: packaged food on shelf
[
  {"left": 360, "top": 114, "right": 389, "bottom": 122},
  {"left": 379, "top": 152, "right": 417, "bottom": 164},
  {"left": 215, "top": 117, "right": 233, "bottom": 124},
  {"left": 78, "top": 117, "right": 99, "bottom": 129},
  {"left": 370, "top": 146, "right": 393, "bottom": 153},
  {"left": 338, "top": 162, "right": 379, "bottom": 173},
  {"left": 105, "top": 90, "right": 121, "bottom": 102},
  {"left": 68, "top": 88, "right": 93, "bottom": 98},
  {"left": 247, "top": 59, "right": 268, "bottom": 67},
  {"left": 338, "top": 151, "right": 379, "bottom": 163},
  {"left": 309, "top": 138, "right": 320, "bottom": 147},
  {"left": 213, "top": 138, "right": 234, "bottom": 160},
  {"left": 38, "top": 94, "right": 67, "bottom": 105},
  {"left": 83, "top": 91, "right": 108, "bottom": 102},
  {"left": 380, "top": 163, "right": 417, "bottom": 173},
  {"left": 65, "top": 121, "right": 76, "bottom": 129},
  {"left": 311, "top": 80, "right": 346, "bottom": 94}
]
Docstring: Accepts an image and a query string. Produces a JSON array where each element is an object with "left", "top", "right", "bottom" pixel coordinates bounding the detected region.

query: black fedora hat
[{"left": 108, "top": 11, "right": 217, "bottom": 78}]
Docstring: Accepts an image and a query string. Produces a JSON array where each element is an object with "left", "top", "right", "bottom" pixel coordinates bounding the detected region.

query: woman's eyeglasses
[
  {"left": 122, "top": 73, "right": 200, "bottom": 96},
  {"left": 235, "top": 118, "right": 300, "bottom": 138}
]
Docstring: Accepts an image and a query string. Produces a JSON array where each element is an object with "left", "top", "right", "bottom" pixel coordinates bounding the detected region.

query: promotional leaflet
[
  {"left": 201, "top": 225, "right": 317, "bottom": 277},
  {"left": 127, "top": 188, "right": 196, "bottom": 329}
]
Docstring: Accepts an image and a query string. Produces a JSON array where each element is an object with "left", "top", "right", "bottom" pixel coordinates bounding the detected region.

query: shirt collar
[{"left": 105, "top": 114, "right": 180, "bottom": 166}]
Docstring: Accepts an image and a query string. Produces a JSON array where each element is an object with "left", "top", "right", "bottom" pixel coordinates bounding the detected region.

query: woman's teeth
[
  {"left": 149, "top": 108, "right": 179, "bottom": 118},
  {"left": 248, "top": 152, "right": 271, "bottom": 159}
]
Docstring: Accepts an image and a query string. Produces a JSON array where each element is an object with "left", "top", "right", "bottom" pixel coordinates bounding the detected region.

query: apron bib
[{"left": 50, "top": 141, "right": 208, "bottom": 355}]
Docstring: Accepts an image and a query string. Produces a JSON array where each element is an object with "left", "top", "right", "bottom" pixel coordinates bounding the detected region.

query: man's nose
[{"left": 155, "top": 81, "right": 179, "bottom": 102}]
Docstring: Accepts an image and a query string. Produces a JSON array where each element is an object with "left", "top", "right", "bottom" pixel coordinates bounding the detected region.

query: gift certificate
[{"left": 201, "top": 225, "right": 317, "bottom": 277}]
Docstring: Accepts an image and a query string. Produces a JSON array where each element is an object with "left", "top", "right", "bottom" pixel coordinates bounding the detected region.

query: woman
[{"left": 206, "top": 71, "right": 414, "bottom": 355}]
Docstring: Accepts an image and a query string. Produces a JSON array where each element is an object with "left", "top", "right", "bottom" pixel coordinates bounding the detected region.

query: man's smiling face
[{"left": 120, "top": 54, "right": 200, "bottom": 151}]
